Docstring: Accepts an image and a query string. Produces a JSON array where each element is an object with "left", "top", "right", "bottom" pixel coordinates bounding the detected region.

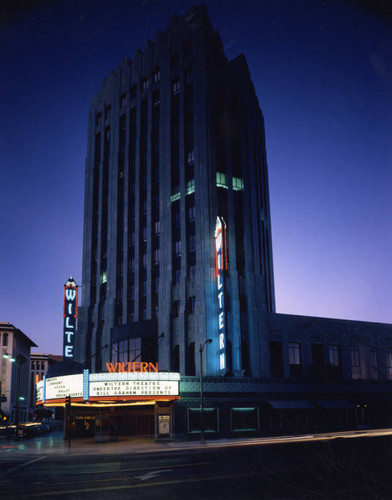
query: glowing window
[
  {"left": 232, "top": 177, "right": 244, "bottom": 191},
  {"left": 186, "top": 180, "right": 195, "bottom": 195},
  {"left": 216, "top": 172, "right": 227, "bottom": 189},
  {"left": 171, "top": 192, "right": 181, "bottom": 202}
]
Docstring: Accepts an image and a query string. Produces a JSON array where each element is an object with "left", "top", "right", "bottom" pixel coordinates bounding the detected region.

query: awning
[
  {"left": 268, "top": 400, "right": 314, "bottom": 410},
  {"left": 314, "top": 400, "right": 354, "bottom": 409}
]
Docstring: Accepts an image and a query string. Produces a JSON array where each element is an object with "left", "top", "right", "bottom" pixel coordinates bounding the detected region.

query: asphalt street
[{"left": 1, "top": 430, "right": 392, "bottom": 499}]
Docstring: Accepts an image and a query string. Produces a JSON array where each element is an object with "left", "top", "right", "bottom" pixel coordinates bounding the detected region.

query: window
[
  {"left": 288, "top": 342, "right": 302, "bottom": 379},
  {"left": 153, "top": 90, "right": 160, "bottom": 107},
  {"left": 370, "top": 349, "right": 378, "bottom": 380},
  {"left": 270, "top": 341, "right": 284, "bottom": 378},
  {"left": 143, "top": 254, "right": 147, "bottom": 268},
  {"left": 174, "top": 212, "right": 181, "bottom": 229},
  {"left": 350, "top": 347, "right": 360, "bottom": 380},
  {"left": 173, "top": 345, "right": 180, "bottom": 372},
  {"left": 118, "top": 339, "right": 128, "bottom": 362},
  {"left": 188, "top": 234, "right": 196, "bottom": 252},
  {"left": 329, "top": 345, "right": 340, "bottom": 366},
  {"left": 171, "top": 52, "right": 179, "bottom": 68},
  {"left": 2, "top": 333, "right": 8, "bottom": 346},
  {"left": 111, "top": 343, "right": 118, "bottom": 364},
  {"left": 189, "top": 265, "right": 196, "bottom": 280},
  {"left": 175, "top": 269, "right": 181, "bottom": 284},
  {"left": 96, "top": 113, "right": 102, "bottom": 126},
  {"left": 172, "top": 80, "right": 180, "bottom": 95},
  {"left": 188, "top": 408, "right": 218, "bottom": 433},
  {"left": 153, "top": 249, "right": 160, "bottom": 265},
  {"left": 173, "top": 301, "right": 180, "bottom": 318},
  {"left": 188, "top": 205, "right": 195, "bottom": 222},
  {"left": 186, "top": 179, "right": 195, "bottom": 195},
  {"left": 187, "top": 150, "right": 194, "bottom": 164},
  {"left": 175, "top": 240, "right": 181, "bottom": 256},
  {"left": 386, "top": 351, "right": 392, "bottom": 380},
  {"left": 155, "top": 221, "right": 160, "bottom": 235},
  {"left": 185, "top": 71, "right": 193, "bottom": 85},
  {"left": 171, "top": 192, "right": 181, "bottom": 203},
  {"left": 105, "top": 106, "right": 111, "bottom": 119},
  {"left": 153, "top": 69, "right": 160, "bottom": 82},
  {"left": 120, "top": 94, "right": 127, "bottom": 108},
  {"left": 216, "top": 172, "right": 227, "bottom": 189},
  {"left": 232, "top": 177, "right": 244, "bottom": 191},
  {"left": 142, "top": 78, "right": 149, "bottom": 91},
  {"left": 129, "top": 337, "right": 141, "bottom": 362},
  {"left": 231, "top": 408, "right": 259, "bottom": 432},
  {"left": 288, "top": 342, "right": 300, "bottom": 365},
  {"left": 187, "top": 296, "right": 195, "bottom": 314}
]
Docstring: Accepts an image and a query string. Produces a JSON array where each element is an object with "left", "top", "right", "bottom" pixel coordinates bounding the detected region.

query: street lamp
[
  {"left": 199, "top": 338, "right": 212, "bottom": 444},
  {"left": 3, "top": 353, "right": 26, "bottom": 431}
]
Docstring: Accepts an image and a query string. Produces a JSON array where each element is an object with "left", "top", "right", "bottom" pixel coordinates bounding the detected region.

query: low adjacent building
[
  {"left": 29, "top": 353, "right": 62, "bottom": 419},
  {"left": 0, "top": 322, "right": 37, "bottom": 423}
]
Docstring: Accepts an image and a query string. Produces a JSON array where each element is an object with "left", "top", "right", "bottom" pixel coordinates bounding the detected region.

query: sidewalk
[{"left": 1, "top": 428, "right": 392, "bottom": 457}]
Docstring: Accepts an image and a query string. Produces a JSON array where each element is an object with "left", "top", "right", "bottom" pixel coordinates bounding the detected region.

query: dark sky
[{"left": 1, "top": 0, "right": 391, "bottom": 354}]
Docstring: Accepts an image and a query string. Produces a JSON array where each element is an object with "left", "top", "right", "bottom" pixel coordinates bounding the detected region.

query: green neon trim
[{"left": 232, "top": 407, "right": 257, "bottom": 412}]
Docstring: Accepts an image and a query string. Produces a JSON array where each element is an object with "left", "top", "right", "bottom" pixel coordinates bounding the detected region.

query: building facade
[
  {"left": 71, "top": 5, "right": 392, "bottom": 440},
  {"left": 29, "top": 353, "right": 62, "bottom": 418},
  {"left": 0, "top": 322, "right": 37, "bottom": 424},
  {"left": 76, "top": 4, "right": 274, "bottom": 380}
]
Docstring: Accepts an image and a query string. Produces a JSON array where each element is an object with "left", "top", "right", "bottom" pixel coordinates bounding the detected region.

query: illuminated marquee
[
  {"left": 89, "top": 380, "right": 178, "bottom": 398},
  {"left": 63, "top": 276, "right": 78, "bottom": 360},
  {"left": 215, "top": 216, "right": 227, "bottom": 376},
  {"left": 36, "top": 371, "right": 180, "bottom": 405},
  {"left": 45, "top": 374, "right": 83, "bottom": 400}
]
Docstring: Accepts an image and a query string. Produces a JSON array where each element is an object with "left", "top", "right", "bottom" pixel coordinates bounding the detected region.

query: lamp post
[
  {"left": 199, "top": 338, "right": 212, "bottom": 444},
  {"left": 3, "top": 353, "right": 26, "bottom": 432}
]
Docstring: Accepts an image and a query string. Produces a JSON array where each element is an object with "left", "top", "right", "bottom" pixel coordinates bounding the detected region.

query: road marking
[
  {"left": 25, "top": 471, "right": 263, "bottom": 496},
  {"left": 2, "top": 456, "right": 46, "bottom": 475},
  {"left": 135, "top": 469, "right": 173, "bottom": 480},
  {"left": 74, "top": 461, "right": 216, "bottom": 475}
]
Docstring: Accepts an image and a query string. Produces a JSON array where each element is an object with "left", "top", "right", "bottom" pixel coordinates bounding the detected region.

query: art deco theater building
[{"left": 71, "top": 5, "right": 392, "bottom": 439}]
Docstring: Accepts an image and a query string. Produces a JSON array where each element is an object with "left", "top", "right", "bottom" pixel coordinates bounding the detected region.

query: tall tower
[{"left": 76, "top": 5, "right": 274, "bottom": 379}]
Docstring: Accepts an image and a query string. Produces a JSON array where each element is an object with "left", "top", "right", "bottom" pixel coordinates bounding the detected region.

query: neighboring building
[
  {"left": 0, "top": 322, "right": 37, "bottom": 424},
  {"left": 59, "top": 5, "right": 392, "bottom": 440},
  {"left": 29, "top": 353, "right": 62, "bottom": 415}
]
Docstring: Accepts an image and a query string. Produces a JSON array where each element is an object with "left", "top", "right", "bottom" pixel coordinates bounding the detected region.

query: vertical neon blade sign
[
  {"left": 63, "top": 276, "right": 78, "bottom": 360},
  {"left": 215, "top": 216, "right": 227, "bottom": 376}
]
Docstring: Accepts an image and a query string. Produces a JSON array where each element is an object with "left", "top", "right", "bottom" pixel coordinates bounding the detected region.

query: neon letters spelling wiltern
[
  {"left": 63, "top": 276, "right": 78, "bottom": 360},
  {"left": 215, "top": 216, "right": 227, "bottom": 376}
]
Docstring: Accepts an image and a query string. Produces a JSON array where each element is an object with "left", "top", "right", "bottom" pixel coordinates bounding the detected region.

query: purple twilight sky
[{"left": 1, "top": 0, "right": 391, "bottom": 355}]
